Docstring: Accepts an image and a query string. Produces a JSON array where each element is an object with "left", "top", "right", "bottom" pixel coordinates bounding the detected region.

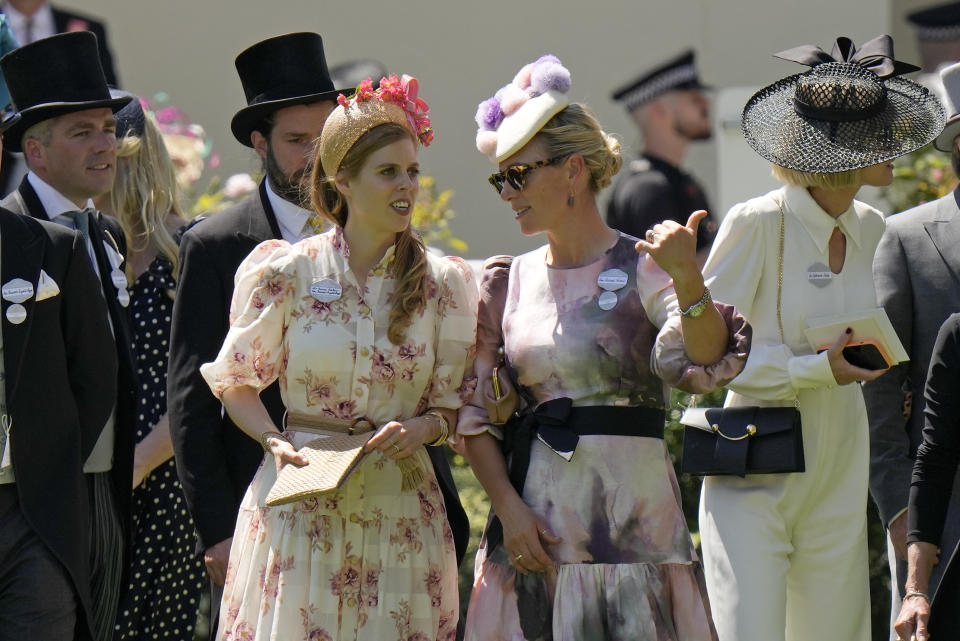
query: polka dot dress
[{"left": 115, "top": 257, "right": 204, "bottom": 640}]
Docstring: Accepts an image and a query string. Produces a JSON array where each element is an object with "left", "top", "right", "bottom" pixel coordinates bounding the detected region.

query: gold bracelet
[
  {"left": 259, "top": 430, "right": 290, "bottom": 452},
  {"left": 903, "top": 590, "right": 930, "bottom": 602},
  {"left": 424, "top": 410, "right": 450, "bottom": 447}
]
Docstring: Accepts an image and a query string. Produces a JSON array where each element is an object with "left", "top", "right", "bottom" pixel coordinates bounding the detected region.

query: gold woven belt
[{"left": 283, "top": 411, "right": 377, "bottom": 435}]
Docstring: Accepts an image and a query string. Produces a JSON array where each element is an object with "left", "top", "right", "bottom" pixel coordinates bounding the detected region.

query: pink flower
[
  {"left": 337, "top": 93, "right": 349, "bottom": 108},
  {"left": 65, "top": 18, "right": 89, "bottom": 32},
  {"left": 355, "top": 78, "right": 375, "bottom": 102}
]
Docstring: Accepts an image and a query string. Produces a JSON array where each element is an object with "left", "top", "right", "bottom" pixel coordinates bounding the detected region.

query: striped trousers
[{"left": 88, "top": 472, "right": 124, "bottom": 641}]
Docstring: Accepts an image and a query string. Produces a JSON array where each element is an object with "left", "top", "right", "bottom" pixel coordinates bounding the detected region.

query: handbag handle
[{"left": 711, "top": 422, "right": 758, "bottom": 441}]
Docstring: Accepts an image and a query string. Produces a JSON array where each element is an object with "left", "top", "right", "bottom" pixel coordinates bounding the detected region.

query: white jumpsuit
[{"left": 700, "top": 185, "right": 883, "bottom": 641}]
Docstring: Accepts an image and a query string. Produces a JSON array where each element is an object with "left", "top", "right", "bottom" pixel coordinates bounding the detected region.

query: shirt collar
[
  {"left": 27, "top": 171, "right": 94, "bottom": 218},
  {"left": 781, "top": 184, "right": 863, "bottom": 253},
  {"left": 4, "top": 3, "right": 54, "bottom": 43},
  {"left": 264, "top": 178, "right": 313, "bottom": 242}
]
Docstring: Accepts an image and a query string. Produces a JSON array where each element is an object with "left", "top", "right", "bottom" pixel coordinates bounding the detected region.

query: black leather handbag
[
  {"left": 681, "top": 199, "right": 804, "bottom": 477},
  {"left": 680, "top": 406, "right": 803, "bottom": 476}
]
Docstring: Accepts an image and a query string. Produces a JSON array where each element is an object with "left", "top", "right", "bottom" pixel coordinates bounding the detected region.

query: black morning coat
[
  {"left": 0, "top": 207, "right": 116, "bottom": 640},
  {"left": 167, "top": 181, "right": 471, "bottom": 565},
  {"left": 1, "top": 176, "right": 138, "bottom": 579}
]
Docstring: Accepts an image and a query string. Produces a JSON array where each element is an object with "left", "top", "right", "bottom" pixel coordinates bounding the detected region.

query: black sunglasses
[{"left": 487, "top": 155, "right": 567, "bottom": 194}]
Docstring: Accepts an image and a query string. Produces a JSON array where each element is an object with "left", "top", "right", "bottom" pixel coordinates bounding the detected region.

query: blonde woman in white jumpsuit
[{"left": 698, "top": 35, "right": 946, "bottom": 641}]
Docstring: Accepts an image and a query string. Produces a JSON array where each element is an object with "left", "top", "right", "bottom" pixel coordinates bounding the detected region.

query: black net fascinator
[{"left": 741, "top": 35, "right": 945, "bottom": 173}]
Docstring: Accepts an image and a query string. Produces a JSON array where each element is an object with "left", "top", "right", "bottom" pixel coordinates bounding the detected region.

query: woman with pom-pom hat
[{"left": 458, "top": 54, "right": 753, "bottom": 641}]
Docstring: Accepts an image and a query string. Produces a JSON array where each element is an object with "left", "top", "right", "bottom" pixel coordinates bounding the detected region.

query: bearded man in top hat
[
  {"left": 865, "top": 60, "right": 960, "bottom": 641},
  {"left": 0, "top": 30, "right": 133, "bottom": 641},
  {"left": 606, "top": 50, "right": 718, "bottom": 261}
]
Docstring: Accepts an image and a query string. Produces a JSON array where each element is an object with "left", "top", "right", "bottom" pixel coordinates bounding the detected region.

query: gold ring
[
  {"left": 392, "top": 443, "right": 401, "bottom": 455},
  {"left": 514, "top": 553, "right": 524, "bottom": 561}
]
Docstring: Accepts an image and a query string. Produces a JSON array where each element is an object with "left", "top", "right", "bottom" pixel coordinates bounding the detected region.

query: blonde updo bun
[{"left": 534, "top": 103, "right": 623, "bottom": 192}]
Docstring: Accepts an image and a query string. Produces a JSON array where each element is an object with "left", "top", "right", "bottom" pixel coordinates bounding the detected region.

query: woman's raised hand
[{"left": 634, "top": 209, "right": 707, "bottom": 281}]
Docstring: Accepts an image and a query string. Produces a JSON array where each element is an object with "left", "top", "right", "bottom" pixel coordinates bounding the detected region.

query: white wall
[{"left": 80, "top": 0, "right": 892, "bottom": 258}]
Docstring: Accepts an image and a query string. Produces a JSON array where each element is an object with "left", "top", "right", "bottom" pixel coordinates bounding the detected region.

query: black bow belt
[{"left": 487, "top": 398, "right": 665, "bottom": 552}]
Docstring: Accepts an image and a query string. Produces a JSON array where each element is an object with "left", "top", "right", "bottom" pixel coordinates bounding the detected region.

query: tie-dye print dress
[{"left": 458, "top": 234, "right": 750, "bottom": 641}]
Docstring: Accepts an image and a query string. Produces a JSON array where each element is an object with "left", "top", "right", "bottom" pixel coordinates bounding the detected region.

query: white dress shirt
[
  {"left": 3, "top": 2, "right": 55, "bottom": 44},
  {"left": 264, "top": 179, "right": 329, "bottom": 242},
  {"left": 26, "top": 171, "right": 116, "bottom": 472}
]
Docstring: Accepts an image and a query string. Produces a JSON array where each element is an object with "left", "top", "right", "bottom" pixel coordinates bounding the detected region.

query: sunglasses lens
[
  {"left": 488, "top": 174, "right": 505, "bottom": 193},
  {"left": 506, "top": 166, "right": 526, "bottom": 191}
]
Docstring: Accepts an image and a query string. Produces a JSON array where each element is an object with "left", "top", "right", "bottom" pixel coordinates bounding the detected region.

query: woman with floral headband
[
  {"left": 698, "top": 36, "right": 944, "bottom": 641},
  {"left": 458, "top": 55, "right": 751, "bottom": 640},
  {"left": 199, "top": 75, "right": 476, "bottom": 641}
]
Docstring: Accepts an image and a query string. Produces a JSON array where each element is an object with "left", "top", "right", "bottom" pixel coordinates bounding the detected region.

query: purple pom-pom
[
  {"left": 536, "top": 54, "right": 562, "bottom": 66},
  {"left": 475, "top": 97, "right": 503, "bottom": 131},
  {"left": 529, "top": 59, "right": 571, "bottom": 96}
]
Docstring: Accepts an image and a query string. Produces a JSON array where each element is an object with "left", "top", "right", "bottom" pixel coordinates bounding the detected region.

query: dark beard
[
  {"left": 675, "top": 119, "right": 712, "bottom": 141},
  {"left": 265, "top": 147, "right": 308, "bottom": 206}
]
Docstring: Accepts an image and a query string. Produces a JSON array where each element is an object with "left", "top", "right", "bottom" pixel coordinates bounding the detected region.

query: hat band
[
  {"left": 248, "top": 81, "right": 336, "bottom": 107},
  {"left": 793, "top": 92, "right": 887, "bottom": 122}
]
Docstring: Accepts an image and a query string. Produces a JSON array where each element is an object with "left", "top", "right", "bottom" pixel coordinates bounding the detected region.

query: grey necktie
[
  {"left": 63, "top": 208, "right": 93, "bottom": 241},
  {"left": 23, "top": 16, "right": 32, "bottom": 44}
]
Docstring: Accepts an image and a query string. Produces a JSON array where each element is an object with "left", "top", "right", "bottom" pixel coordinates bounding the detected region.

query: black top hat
[
  {"left": 230, "top": 32, "right": 350, "bottom": 147},
  {"left": 908, "top": 2, "right": 960, "bottom": 41},
  {"left": 741, "top": 36, "right": 945, "bottom": 174},
  {"left": 611, "top": 50, "right": 708, "bottom": 110},
  {"left": 0, "top": 31, "right": 131, "bottom": 152}
]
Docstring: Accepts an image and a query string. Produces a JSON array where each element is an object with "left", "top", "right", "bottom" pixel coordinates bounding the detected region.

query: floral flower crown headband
[
  {"left": 319, "top": 74, "right": 432, "bottom": 174},
  {"left": 475, "top": 55, "right": 571, "bottom": 163}
]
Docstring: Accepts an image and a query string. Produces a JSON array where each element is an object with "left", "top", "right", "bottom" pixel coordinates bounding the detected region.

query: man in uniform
[{"left": 606, "top": 50, "right": 717, "bottom": 260}]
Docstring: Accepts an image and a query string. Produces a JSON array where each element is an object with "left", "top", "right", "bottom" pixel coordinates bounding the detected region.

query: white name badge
[
  {"left": 1, "top": 278, "right": 33, "bottom": 303},
  {"left": 117, "top": 288, "right": 130, "bottom": 308},
  {"left": 597, "top": 268, "right": 629, "bottom": 292},
  {"left": 598, "top": 291, "right": 618, "bottom": 311},
  {"left": 5, "top": 303, "right": 26, "bottom": 324},
  {"left": 806, "top": 262, "right": 833, "bottom": 288},
  {"left": 310, "top": 278, "right": 342, "bottom": 303},
  {"left": 110, "top": 269, "right": 127, "bottom": 289}
]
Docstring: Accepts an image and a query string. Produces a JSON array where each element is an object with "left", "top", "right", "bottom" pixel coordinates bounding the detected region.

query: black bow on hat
[{"left": 774, "top": 35, "right": 920, "bottom": 79}]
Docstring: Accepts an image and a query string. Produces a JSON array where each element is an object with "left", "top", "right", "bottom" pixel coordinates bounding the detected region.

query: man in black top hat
[
  {"left": 606, "top": 50, "right": 717, "bottom": 260},
  {"left": 0, "top": 31, "right": 136, "bottom": 641},
  {"left": 908, "top": 2, "right": 960, "bottom": 74}
]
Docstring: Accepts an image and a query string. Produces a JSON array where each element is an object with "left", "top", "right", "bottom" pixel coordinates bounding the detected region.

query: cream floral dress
[{"left": 201, "top": 227, "right": 477, "bottom": 641}]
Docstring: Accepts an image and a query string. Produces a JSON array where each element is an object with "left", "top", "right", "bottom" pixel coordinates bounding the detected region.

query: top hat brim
[
  {"left": 2, "top": 95, "right": 132, "bottom": 152},
  {"left": 230, "top": 88, "right": 349, "bottom": 147},
  {"left": 741, "top": 73, "right": 946, "bottom": 173},
  {"left": 936, "top": 113, "right": 960, "bottom": 151}
]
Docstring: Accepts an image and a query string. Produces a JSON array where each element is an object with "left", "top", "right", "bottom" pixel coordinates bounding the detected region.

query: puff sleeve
[
  {"left": 200, "top": 239, "right": 297, "bottom": 399},
  {"left": 457, "top": 256, "right": 511, "bottom": 440},
  {"left": 637, "top": 245, "right": 752, "bottom": 393},
  {"left": 425, "top": 256, "right": 479, "bottom": 411}
]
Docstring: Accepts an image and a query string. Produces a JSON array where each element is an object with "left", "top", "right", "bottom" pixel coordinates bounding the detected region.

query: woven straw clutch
[{"left": 265, "top": 431, "right": 371, "bottom": 506}]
